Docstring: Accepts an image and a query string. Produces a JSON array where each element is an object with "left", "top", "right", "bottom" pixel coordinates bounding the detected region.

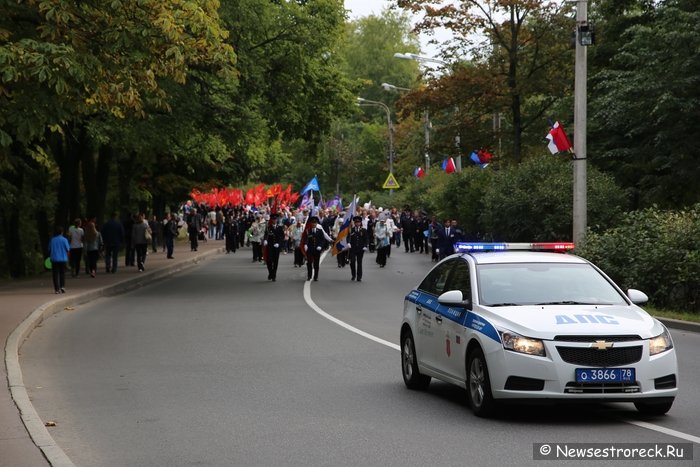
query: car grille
[
  {"left": 565, "top": 382, "right": 640, "bottom": 394},
  {"left": 554, "top": 335, "right": 641, "bottom": 342},
  {"left": 555, "top": 345, "right": 643, "bottom": 367}
]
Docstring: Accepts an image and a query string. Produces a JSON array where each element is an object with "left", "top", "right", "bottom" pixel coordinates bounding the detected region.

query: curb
[
  {"left": 4, "top": 248, "right": 221, "bottom": 467},
  {"left": 656, "top": 317, "right": 700, "bottom": 334}
]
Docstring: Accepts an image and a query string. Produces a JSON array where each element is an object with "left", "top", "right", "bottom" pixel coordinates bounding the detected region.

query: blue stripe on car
[{"left": 405, "top": 290, "right": 501, "bottom": 343}]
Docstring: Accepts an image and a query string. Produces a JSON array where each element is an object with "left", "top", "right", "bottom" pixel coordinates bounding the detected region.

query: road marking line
[
  {"left": 303, "top": 280, "right": 400, "bottom": 351},
  {"left": 624, "top": 420, "right": 700, "bottom": 444}
]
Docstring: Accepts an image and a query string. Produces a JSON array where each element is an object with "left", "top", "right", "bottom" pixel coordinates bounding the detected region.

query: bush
[
  {"left": 479, "top": 156, "right": 627, "bottom": 241},
  {"left": 577, "top": 205, "right": 700, "bottom": 312}
]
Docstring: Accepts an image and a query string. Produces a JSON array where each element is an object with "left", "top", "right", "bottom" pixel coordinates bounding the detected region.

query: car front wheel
[
  {"left": 467, "top": 347, "right": 497, "bottom": 417},
  {"left": 401, "top": 331, "right": 431, "bottom": 390}
]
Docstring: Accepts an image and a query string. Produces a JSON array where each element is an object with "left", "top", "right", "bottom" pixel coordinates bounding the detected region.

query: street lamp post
[
  {"left": 393, "top": 52, "right": 462, "bottom": 173},
  {"left": 393, "top": 52, "right": 448, "bottom": 66},
  {"left": 357, "top": 97, "right": 395, "bottom": 195},
  {"left": 382, "top": 82, "right": 430, "bottom": 174},
  {"left": 573, "top": 0, "right": 589, "bottom": 245}
]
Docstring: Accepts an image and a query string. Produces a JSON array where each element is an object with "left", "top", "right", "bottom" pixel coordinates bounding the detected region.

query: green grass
[{"left": 646, "top": 307, "right": 700, "bottom": 323}]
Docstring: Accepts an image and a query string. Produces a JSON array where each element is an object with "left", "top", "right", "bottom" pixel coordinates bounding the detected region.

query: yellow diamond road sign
[{"left": 382, "top": 173, "right": 400, "bottom": 189}]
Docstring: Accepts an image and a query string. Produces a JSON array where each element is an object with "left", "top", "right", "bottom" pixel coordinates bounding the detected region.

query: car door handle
[{"left": 435, "top": 315, "right": 443, "bottom": 324}]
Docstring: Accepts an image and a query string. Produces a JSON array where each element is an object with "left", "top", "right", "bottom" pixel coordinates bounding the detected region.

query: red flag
[
  {"left": 546, "top": 121, "right": 573, "bottom": 154},
  {"left": 444, "top": 157, "right": 456, "bottom": 174}
]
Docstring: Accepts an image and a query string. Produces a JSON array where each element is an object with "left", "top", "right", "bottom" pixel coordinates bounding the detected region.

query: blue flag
[{"left": 300, "top": 176, "right": 320, "bottom": 195}]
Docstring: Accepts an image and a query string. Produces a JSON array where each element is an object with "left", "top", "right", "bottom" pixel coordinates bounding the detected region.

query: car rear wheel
[
  {"left": 634, "top": 399, "right": 674, "bottom": 416},
  {"left": 401, "top": 331, "right": 431, "bottom": 390},
  {"left": 467, "top": 347, "right": 497, "bottom": 417}
]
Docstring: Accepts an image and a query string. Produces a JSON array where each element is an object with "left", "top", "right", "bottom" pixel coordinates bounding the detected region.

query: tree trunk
[{"left": 3, "top": 151, "right": 25, "bottom": 277}]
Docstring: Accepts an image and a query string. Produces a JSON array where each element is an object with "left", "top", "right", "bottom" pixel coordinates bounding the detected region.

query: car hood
[{"left": 477, "top": 304, "right": 663, "bottom": 340}]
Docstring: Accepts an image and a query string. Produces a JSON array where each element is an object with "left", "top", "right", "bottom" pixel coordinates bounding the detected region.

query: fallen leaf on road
[{"left": 45, "top": 421, "right": 56, "bottom": 427}]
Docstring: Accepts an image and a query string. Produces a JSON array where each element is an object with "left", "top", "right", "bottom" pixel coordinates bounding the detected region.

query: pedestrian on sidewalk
[
  {"left": 84, "top": 220, "right": 102, "bottom": 277},
  {"left": 163, "top": 212, "right": 179, "bottom": 258},
  {"left": 149, "top": 214, "right": 162, "bottom": 253},
  {"left": 132, "top": 213, "right": 151, "bottom": 272},
  {"left": 49, "top": 225, "right": 70, "bottom": 293},
  {"left": 101, "top": 211, "right": 125, "bottom": 273},
  {"left": 68, "top": 218, "right": 84, "bottom": 277}
]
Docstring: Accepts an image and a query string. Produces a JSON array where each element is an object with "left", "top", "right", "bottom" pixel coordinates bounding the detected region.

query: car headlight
[
  {"left": 500, "top": 330, "right": 545, "bottom": 357},
  {"left": 649, "top": 328, "right": 673, "bottom": 356}
]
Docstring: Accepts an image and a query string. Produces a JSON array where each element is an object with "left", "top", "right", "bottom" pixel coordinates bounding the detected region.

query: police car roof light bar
[{"left": 455, "top": 242, "right": 575, "bottom": 252}]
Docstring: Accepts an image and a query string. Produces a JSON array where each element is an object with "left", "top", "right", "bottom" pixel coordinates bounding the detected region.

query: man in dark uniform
[
  {"left": 436, "top": 218, "right": 456, "bottom": 260},
  {"left": 224, "top": 214, "right": 239, "bottom": 254},
  {"left": 348, "top": 215, "right": 368, "bottom": 282},
  {"left": 302, "top": 216, "right": 332, "bottom": 281},
  {"left": 264, "top": 213, "right": 285, "bottom": 281},
  {"left": 187, "top": 208, "right": 202, "bottom": 252},
  {"left": 400, "top": 207, "right": 415, "bottom": 253}
]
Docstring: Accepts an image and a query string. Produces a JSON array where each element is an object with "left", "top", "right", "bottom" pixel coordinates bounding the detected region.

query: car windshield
[{"left": 477, "top": 262, "right": 627, "bottom": 307}]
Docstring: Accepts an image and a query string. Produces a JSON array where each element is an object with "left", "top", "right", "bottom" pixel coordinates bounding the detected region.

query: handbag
[{"left": 145, "top": 227, "right": 152, "bottom": 241}]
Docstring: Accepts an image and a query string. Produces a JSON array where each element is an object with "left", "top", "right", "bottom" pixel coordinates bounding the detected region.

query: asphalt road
[{"left": 21, "top": 248, "right": 700, "bottom": 466}]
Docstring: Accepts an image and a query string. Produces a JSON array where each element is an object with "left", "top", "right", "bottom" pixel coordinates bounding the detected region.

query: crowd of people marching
[{"left": 47, "top": 202, "right": 469, "bottom": 293}]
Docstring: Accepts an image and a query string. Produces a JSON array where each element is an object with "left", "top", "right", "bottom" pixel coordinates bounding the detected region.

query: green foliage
[
  {"left": 477, "top": 156, "right": 626, "bottom": 241},
  {"left": 589, "top": 0, "right": 700, "bottom": 208},
  {"left": 577, "top": 205, "right": 700, "bottom": 312}
]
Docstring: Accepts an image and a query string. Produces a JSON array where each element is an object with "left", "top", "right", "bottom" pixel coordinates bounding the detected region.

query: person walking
[
  {"left": 429, "top": 216, "right": 441, "bottom": 262},
  {"left": 436, "top": 218, "right": 455, "bottom": 260},
  {"left": 84, "top": 220, "right": 102, "bottom": 278},
  {"left": 101, "top": 211, "right": 124, "bottom": 273},
  {"left": 49, "top": 225, "right": 70, "bottom": 293},
  {"left": 250, "top": 216, "right": 264, "bottom": 263},
  {"left": 348, "top": 215, "right": 368, "bottom": 281},
  {"left": 224, "top": 214, "right": 239, "bottom": 254},
  {"left": 163, "top": 212, "right": 179, "bottom": 259},
  {"left": 400, "top": 207, "right": 415, "bottom": 253},
  {"left": 374, "top": 217, "right": 391, "bottom": 268},
  {"left": 68, "top": 218, "right": 84, "bottom": 277},
  {"left": 264, "top": 213, "right": 285, "bottom": 281},
  {"left": 290, "top": 221, "right": 305, "bottom": 267},
  {"left": 187, "top": 208, "right": 201, "bottom": 252},
  {"left": 132, "top": 213, "right": 151, "bottom": 272},
  {"left": 302, "top": 216, "right": 331, "bottom": 281},
  {"left": 333, "top": 212, "right": 348, "bottom": 268},
  {"left": 148, "top": 214, "right": 162, "bottom": 253}
]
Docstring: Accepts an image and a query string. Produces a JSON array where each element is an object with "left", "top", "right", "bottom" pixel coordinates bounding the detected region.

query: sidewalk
[{"left": 1, "top": 240, "right": 223, "bottom": 467}]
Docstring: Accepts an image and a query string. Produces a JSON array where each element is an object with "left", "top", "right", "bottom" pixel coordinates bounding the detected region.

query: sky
[{"left": 344, "top": 0, "right": 392, "bottom": 19}]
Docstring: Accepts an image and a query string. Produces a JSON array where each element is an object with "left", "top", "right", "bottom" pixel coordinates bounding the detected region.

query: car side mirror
[
  {"left": 627, "top": 288, "right": 648, "bottom": 304},
  {"left": 438, "top": 290, "right": 471, "bottom": 309}
]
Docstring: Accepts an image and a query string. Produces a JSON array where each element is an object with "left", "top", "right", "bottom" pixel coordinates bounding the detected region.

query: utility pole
[
  {"left": 424, "top": 110, "right": 430, "bottom": 172},
  {"left": 573, "top": 0, "right": 588, "bottom": 245}
]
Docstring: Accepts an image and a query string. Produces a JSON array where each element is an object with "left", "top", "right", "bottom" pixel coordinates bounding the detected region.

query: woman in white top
[
  {"left": 68, "top": 218, "right": 84, "bottom": 277},
  {"left": 374, "top": 217, "right": 390, "bottom": 268}
]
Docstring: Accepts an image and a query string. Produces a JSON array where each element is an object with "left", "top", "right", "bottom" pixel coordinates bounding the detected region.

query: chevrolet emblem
[{"left": 590, "top": 340, "right": 614, "bottom": 350}]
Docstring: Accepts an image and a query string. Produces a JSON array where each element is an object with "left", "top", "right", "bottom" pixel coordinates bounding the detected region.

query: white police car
[{"left": 400, "top": 242, "right": 678, "bottom": 417}]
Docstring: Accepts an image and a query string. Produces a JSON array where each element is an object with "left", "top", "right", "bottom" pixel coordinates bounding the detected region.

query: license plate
[{"left": 575, "top": 368, "right": 636, "bottom": 383}]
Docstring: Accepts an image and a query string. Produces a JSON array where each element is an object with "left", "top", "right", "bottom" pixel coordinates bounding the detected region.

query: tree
[
  {"left": 589, "top": 0, "right": 700, "bottom": 208},
  {"left": 330, "top": 9, "right": 421, "bottom": 194},
  {"left": 397, "top": 0, "right": 575, "bottom": 163},
  {"left": 0, "top": 0, "right": 236, "bottom": 276}
]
